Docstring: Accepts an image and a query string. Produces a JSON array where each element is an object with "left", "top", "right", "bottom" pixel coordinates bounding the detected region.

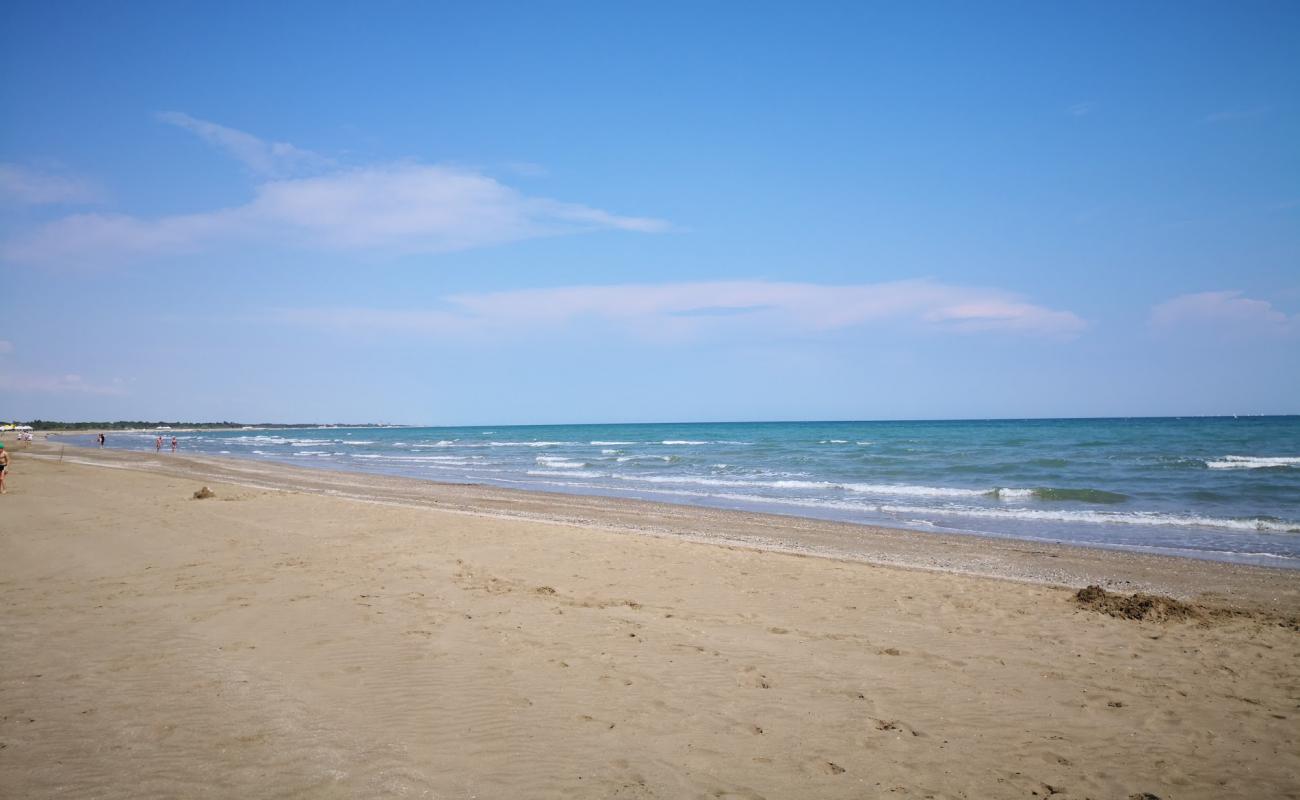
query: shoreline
[
  {"left": 40, "top": 424, "right": 1300, "bottom": 571},
  {"left": 19, "top": 437, "right": 1300, "bottom": 614}
]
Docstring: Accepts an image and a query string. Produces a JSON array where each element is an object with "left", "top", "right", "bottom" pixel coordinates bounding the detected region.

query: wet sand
[{"left": 2, "top": 441, "right": 1298, "bottom": 798}]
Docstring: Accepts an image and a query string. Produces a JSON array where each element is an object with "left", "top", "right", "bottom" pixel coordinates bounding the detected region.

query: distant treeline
[{"left": 21, "top": 421, "right": 384, "bottom": 431}]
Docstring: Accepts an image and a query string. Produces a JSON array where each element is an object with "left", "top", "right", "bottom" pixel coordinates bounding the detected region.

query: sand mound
[
  {"left": 1075, "top": 585, "right": 1196, "bottom": 622},
  {"left": 192, "top": 486, "right": 215, "bottom": 500}
]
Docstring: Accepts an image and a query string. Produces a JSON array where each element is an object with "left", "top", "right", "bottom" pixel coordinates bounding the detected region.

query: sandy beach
[{"left": 2, "top": 440, "right": 1298, "bottom": 799}]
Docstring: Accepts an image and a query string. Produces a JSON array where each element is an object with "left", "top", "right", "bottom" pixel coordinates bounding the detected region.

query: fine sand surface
[{"left": 2, "top": 442, "right": 1298, "bottom": 798}]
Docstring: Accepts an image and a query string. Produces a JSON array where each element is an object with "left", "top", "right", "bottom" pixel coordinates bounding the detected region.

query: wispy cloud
[
  {"left": 1066, "top": 101, "right": 1095, "bottom": 117},
  {"left": 157, "top": 111, "right": 330, "bottom": 176},
  {"left": 1150, "top": 290, "right": 1295, "bottom": 335},
  {"left": 3, "top": 115, "right": 668, "bottom": 267},
  {"left": 1203, "top": 106, "right": 1269, "bottom": 124},
  {"left": 0, "top": 163, "right": 102, "bottom": 206},
  {"left": 2, "top": 372, "right": 127, "bottom": 396},
  {"left": 275, "top": 279, "right": 1086, "bottom": 340},
  {"left": 0, "top": 340, "right": 13, "bottom": 354}
]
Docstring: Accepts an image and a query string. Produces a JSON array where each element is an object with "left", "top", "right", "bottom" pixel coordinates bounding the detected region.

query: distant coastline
[{"left": 19, "top": 420, "right": 402, "bottom": 432}]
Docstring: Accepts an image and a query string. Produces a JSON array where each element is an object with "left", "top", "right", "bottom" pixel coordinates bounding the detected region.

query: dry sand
[{"left": 1, "top": 441, "right": 1298, "bottom": 799}]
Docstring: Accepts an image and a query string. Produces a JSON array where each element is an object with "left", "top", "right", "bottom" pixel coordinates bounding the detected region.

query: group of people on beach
[{"left": 0, "top": 431, "right": 180, "bottom": 498}]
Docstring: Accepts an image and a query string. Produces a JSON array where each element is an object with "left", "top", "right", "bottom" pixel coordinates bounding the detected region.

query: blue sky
[{"left": 1, "top": 1, "right": 1297, "bottom": 424}]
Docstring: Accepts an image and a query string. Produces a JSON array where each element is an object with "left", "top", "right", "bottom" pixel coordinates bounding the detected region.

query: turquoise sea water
[{"left": 74, "top": 417, "right": 1300, "bottom": 568}]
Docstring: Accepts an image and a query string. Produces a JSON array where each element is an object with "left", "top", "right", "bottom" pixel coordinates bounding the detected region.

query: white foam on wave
[
  {"left": 618, "top": 487, "right": 1300, "bottom": 534},
  {"left": 866, "top": 503, "right": 1300, "bottom": 534},
  {"left": 536, "top": 456, "right": 587, "bottom": 469},
  {"left": 1206, "top": 455, "right": 1300, "bottom": 470},
  {"left": 615, "top": 474, "right": 992, "bottom": 498},
  {"left": 591, "top": 441, "right": 636, "bottom": 445},
  {"left": 490, "top": 441, "right": 568, "bottom": 447},
  {"left": 661, "top": 440, "right": 709, "bottom": 445},
  {"left": 527, "top": 469, "right": 603, "bottom": 478},
  {"left": 819, "top": 439, "right": 849, "bottom": 444},
  {"left": 232, "top": 435, "right": 296, "bottom": 445},
  {"left": 352, "top": 454, "right": 474, "bottom": 464}
]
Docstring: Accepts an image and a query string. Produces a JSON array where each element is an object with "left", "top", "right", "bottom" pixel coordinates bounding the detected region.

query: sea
[{"left": 70, "top": 417, "right": 1300, "bottom": 568}]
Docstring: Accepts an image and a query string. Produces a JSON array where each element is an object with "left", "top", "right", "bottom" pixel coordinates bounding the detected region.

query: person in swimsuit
[
  {"left": 155, "top": 436, "right": 162, "bottom": 452},
  {"left": 171, "top": 436, "right": 178, "bottom": 453},
  {"left": 98, "top": 432, "right": 106, "bottom": 447},
  {"left": 0, "top": 442, "right": 9, "bottom": 494}
]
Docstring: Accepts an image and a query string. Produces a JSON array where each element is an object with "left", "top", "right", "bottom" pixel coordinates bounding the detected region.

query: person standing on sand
[
  {"left": 171, "top": 436, "right": 178, "bottom": 453},
  {"left": 0, "top": 442, "right": 9, "bottom": 494}
]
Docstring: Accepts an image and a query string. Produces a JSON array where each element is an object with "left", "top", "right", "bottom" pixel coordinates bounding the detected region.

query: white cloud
[
  {"left": 0, "top": 340, "right": 13, "bottom": 354},
  {"left": 2, "top": 115, "right": 664, "bottom": 266},
  {"left": 157, "top": 111, "right": 330, "bottom": 176},
  {"left": 0, "top": 163, "right": 102, "bottom": 206},
  {"left": 2, "top": 208, "right": 246, "bottom": 266},
  {"left": 1150, "top": 291, "right": 1295, "bottom": 335},
  {"left": 276, "top": 279, "right": 1086, "bottom": 339},
  {"left": 3, "top": 372, "right": 127, "bottom": 395},
  {"left": 1066, "top": 102, "right": 1095, "bottom": 117},
  {"left": 2, "top": 163, "right": 667, "bottom": 266},
  {"left": 249, "top": 164, "right": 666, "bottom": 250}
]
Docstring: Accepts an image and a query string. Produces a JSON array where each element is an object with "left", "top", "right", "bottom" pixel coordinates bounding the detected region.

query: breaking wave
[{"left": 1206, "top": 455, "right": 1300, "bottom": 470}]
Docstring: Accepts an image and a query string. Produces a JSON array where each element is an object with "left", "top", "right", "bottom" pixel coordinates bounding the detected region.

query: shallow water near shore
[{"left": 70, "top": 416, "right": 1300, "bottom": 567}]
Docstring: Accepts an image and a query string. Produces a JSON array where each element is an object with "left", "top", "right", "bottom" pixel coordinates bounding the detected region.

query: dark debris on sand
[
  {"left": 1076, "top": 585, "right": 1300, "bottom": 631},
  {"left": 1074, "top": 585, "right": 1197, "bottom": 622}
]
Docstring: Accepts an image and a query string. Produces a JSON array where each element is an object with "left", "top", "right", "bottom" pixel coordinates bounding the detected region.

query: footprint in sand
[
  {"left": 738, "top": 667, "right": 772, "bottom": 689},
  {"left": 873, "top": 718, "right": 925, "bottom": 737}
]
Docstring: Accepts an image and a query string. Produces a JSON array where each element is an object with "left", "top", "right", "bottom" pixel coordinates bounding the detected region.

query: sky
[{"left": 1, "top": 0, "right": 1297, "bottom": 425}]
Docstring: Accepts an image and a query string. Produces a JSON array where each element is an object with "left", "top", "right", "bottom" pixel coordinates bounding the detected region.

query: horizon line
[{"left": 24, "top": 413, "right": 1300, "bottom": 429}]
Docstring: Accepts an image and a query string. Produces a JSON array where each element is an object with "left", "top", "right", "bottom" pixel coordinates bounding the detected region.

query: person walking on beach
[
  {"left": 0, "top": 442, "right": 9, "bottom": 494},
  {"left": 171, "top": 436, "right": 178, "bottom": 453},
  {"left": 155, "top": 436, "right": 163, "bottom": 453}
]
